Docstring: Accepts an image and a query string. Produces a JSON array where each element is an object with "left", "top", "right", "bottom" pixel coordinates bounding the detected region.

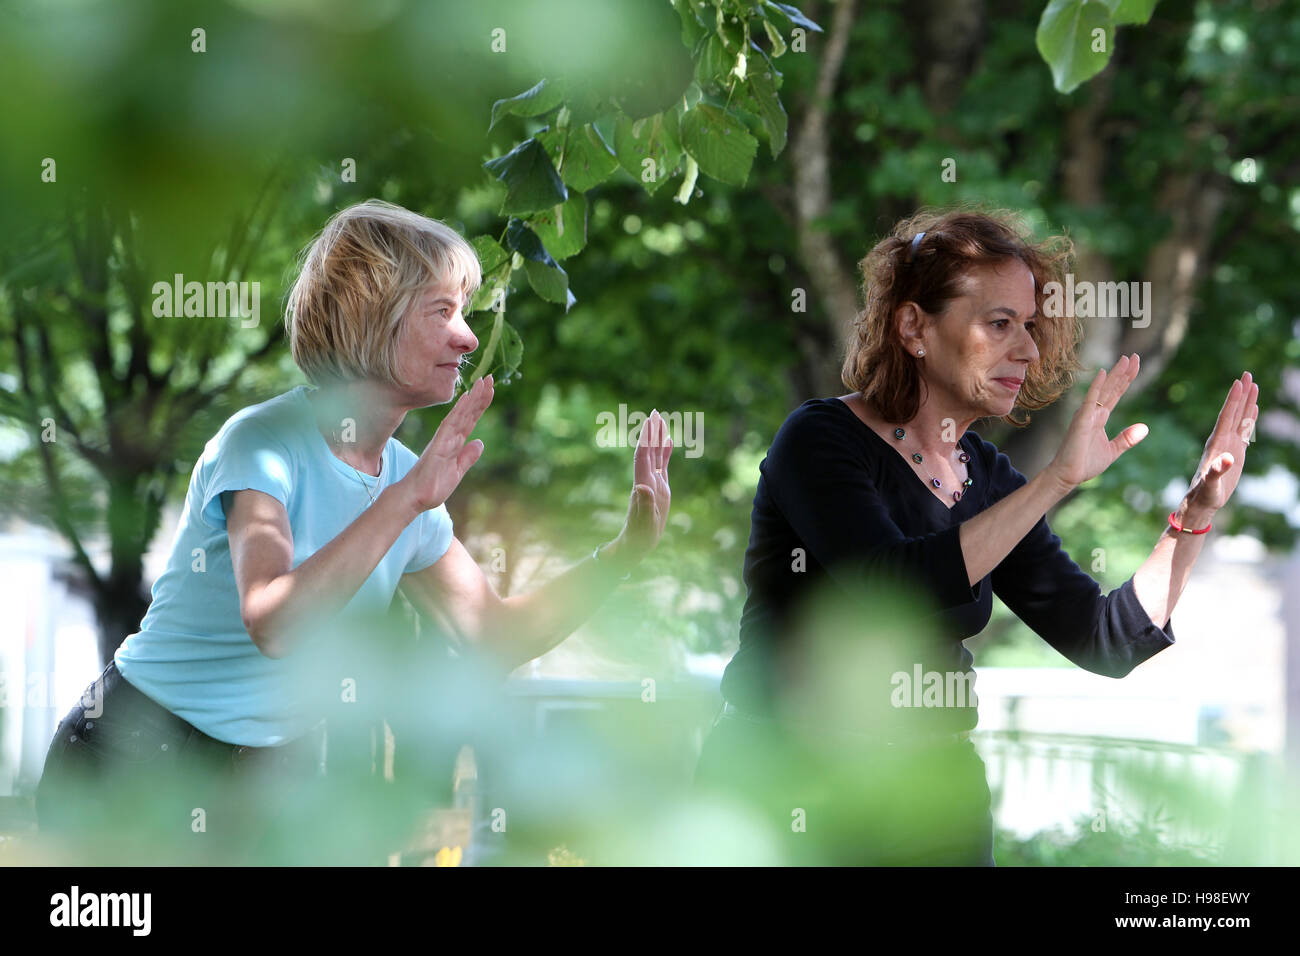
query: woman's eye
[{"left": 993, "top": 319, "right": 1008, "bottom": 329}]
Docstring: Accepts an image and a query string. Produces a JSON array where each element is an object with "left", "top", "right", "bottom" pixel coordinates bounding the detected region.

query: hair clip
[{"left": 904, "top": 231, "right": 927, "bottom": 265}]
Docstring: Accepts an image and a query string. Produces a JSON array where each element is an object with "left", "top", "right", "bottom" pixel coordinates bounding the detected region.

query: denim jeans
[
  {"left": 693, "top": 708, "right": 996, "bottom": 866},
  {"left": 36, "top": 661, "right": 324, "bottom": 863}
]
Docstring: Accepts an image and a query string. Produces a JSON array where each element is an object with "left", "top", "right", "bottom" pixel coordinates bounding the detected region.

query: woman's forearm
[
  {"left": 482, "top": 540, "right": 634, "bottom": 671},
  {"left": 248, "top": 484, "right": 420, "bottom": 657},
  {"left": 958, "top": 468, "right": 1074, "bottom": 586},
  {"left": 1131, "top": 498, "right": 1214, "bottom": 631}
]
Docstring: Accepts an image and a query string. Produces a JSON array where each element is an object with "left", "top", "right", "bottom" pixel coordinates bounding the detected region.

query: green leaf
[
  {"left": 744, "top": 62, "right": 787, "bottom": 156},
  {"left": 528, "top": 194, "right": 587, "bottom": 261},
  {"left": 717, "top": 15, "right": 745, "bottom": 52},
  {"left": 671, "top": 0, "right": 708, "bottom": 46},
  {"left": 762, "top": 18, "right": 788, "bottom": 57},
  {"left": 1104, "top": 0, "right": 1158, "bottom": 25},
  {"left": 496, "top": 319, "right": 523, "bottom": 383},
  {"left": 681, "top": 80, "right": 704, "bottom": 111},
  {"left": 546, "top": 124, "right": 619, "bottom": 192},
  {"left": 473, "top": 311, "right": 524, "bottom": 383},
  {"left": 503, "top": 218, "right": 557, "bottom": 266},
  {"left": 679, "top": 103, "right": 758, "bottom": 187},
  {"left": 763, "top": 1, "right": 823, "bottom": 33},
  {"left": 469, "top": 276, "right": 508, "bottom": 316},
  {"left": 613, "top": 111, "right": 684, "bottom": 195},
  {"left": 489, "top": 78, "right": 565, "bottom": 131},
  {"left": 563, "top": 80, "right": 616, "bottom": 129},
  {"left": 1036, "top": 0, "right": 1116, "bottom": 94},
  {"left": 524, "top": 258, "right": 575, "bottom": 310},
  {"left": 695, "top": 34, "right": 731, "bottom": 90},
  {"left": 483, "top": 139, "right": 568, "bottom": 216},
  {"left": 470, "top": 235, "right": 509, "bottom": 276}
]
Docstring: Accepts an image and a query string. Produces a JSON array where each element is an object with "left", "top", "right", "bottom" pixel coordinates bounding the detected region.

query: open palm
[
  {"left": 618, "top": 409, "right": 673, "bottom": 562},
  {"left": 1050, "top": 354, "right": 1150, "bottom": 489},
  {"left": 1186, "top": 371, "right": 1259, "bottom": 514},
  {"left": 400, "top": 375, "right": 495, "bottom": 512}
]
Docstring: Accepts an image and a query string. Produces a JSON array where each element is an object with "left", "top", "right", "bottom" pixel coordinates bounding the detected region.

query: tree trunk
[
  {"left": 787, "top": 0, "right": 861, "bottom": 399},
  {"left": 94, "top": 571, "right": 151, "bottom": 666}
]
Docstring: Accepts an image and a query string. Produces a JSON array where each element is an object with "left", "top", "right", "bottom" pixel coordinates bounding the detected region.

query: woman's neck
[
  {"left": 866, "top": 397, "right": 974, "bottom": 459},
  {"left": 308, "top": 380, "right": 407, "bottom": 477}
]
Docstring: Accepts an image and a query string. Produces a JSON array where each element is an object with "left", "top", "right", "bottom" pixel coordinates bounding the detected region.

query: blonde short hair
[{"left": 286, "top": 199, "right": 482, "bottom": 387}]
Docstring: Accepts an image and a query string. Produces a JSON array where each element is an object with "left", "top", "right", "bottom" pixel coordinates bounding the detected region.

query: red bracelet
[{"left": 1168, "top": 511, "right": 1212, "bottom": 534}]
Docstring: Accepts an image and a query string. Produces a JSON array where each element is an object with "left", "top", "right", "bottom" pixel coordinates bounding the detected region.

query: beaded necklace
[{"left": 891, "top": 426, "right": 973, "bottom": 502}]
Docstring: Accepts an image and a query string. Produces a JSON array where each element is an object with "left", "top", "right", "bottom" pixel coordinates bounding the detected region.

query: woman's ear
[{"left": 895, "top": 301, "right": 925, "bottom": 354}]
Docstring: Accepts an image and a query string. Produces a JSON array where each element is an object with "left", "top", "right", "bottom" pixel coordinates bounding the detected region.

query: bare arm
[
  {"left": 1130, "top": 514, "right": 1210, "bottom": 632},
  {"left": 229, "top": 376, "right": 494, "bottom": 658},
  {"left": 399, "top": 535, "right": 638, "bottom": 674},
  {"left": 1132, "top": 371, "right": 1259, "bottom": 629},
  {"left": 227, "top": 485, "right": 420, "bottom": 658},
  {"left": 400, "top": 409, "right": 674, "bottom": 673}
]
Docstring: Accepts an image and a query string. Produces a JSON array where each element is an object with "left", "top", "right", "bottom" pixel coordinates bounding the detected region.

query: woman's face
[
  {"left": 912, "top": 259, "right": 1040, "bottom": 421},
  {"left": 393, "top": 282, "right": 479, "bottom": 406}
]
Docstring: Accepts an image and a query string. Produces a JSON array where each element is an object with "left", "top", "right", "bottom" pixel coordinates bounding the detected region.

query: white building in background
[
  {"left": 0, "top": 525, "right": 101, "bottom": 796},
  {"left": 0, "top": 502, "right": 178, "bottom": 800}
]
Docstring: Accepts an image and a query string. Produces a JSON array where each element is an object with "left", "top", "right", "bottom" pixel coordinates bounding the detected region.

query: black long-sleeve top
[{"left": 720, "top": 398, "right": 1177, "bottom": 736}]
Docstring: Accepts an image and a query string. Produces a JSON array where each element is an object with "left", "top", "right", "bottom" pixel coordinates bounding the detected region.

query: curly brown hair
[{"left": 842, "top": 205, "right": 1081, "bottom": 428}]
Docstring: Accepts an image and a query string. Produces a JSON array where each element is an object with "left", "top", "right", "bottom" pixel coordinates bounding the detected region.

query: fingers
[
  {"left": 633, "top": 411, "right": 654, "bottom": 488},
  {"left": 1207, "top": 372, "right": 1258, "bottom": 459},
  {"left": 1212, "top": 379, "right": 1243, "bottom": 442},
  {"left": 630, "top": 410, "right": 673, "bottom": 542},
  {"left": 634, "top": 409, "right": 675, "bottom": 482},
  {"left": 1112, "top": 422, "right": 1149, "bottom": 456},
  {"left": 1233, "top": 373, "right": 1258, "bottom": 443},
  {"left": 655, "top": 412, "right": 671, "bottom": 473},
  {"left": 456, "top": 438, "right": 485, "bottom": 478},
  {"left": 1202, "top": 451, "right": 1234, "bottom": 482},
  {"left": 1082, "top": 366, "right": 1107, "bottom": 410},
  {"left": 429, "top": 375, "right": 494, "bottom": 456},
  {"left": 1240, "top": 386, "right": 1260, "bottom": 448},
  {"left": 1096, "top": 354, "right": 1139, "bottom": 410}
]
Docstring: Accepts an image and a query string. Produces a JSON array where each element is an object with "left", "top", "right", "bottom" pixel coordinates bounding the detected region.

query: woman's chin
[{"left": 975, "top": 400, "right": 1016, "bottom": 419}]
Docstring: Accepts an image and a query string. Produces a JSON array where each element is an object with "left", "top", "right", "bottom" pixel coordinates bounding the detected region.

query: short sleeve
[
  {"left": 762, "top": 402, "right": 979, "bottom": 610},
  {"left": 198, "top": 419, "right": 295, "bottom": 531},
  {"left": 986, "top": 446, "right": 1175, "bottom": 678},
  {"left": 404, "top": 503, "right": 455, "bottom": 573}
]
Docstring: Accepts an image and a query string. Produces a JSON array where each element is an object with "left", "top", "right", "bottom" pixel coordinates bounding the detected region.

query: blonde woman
[{"left": 37, "top": 200, "right": 673, "bottom": 856}]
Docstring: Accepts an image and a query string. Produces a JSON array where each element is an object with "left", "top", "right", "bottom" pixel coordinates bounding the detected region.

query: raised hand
[
  {"left": 398, "top": 375, "right": 495, "bottom": 512},
  {"left": 609, "top": 409, "right": 673, "bottom": 566},
  {"left": 1183, "top": 371, "right": 1259, "bottom": 516},
  {"left": 1048, "top": 353, "right": 1150, "bottom": 490}
]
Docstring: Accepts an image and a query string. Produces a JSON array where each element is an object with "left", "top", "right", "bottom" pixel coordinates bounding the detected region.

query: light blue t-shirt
[{"left": 114, "top": 385, "right": 454, "bottom": 746}]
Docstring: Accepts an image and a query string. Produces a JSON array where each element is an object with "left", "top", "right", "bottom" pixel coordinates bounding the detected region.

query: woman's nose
[
  {"left": 1019, "top": 325, "right": 1039, "bottom": 363},
  {"left": 452, "top": 315, "right": 478, "bottom": 354}
]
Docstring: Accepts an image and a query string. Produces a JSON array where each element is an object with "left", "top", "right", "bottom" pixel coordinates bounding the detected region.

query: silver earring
[{"left": 917, "top": 349, "right": 926, "bottom": 357}]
